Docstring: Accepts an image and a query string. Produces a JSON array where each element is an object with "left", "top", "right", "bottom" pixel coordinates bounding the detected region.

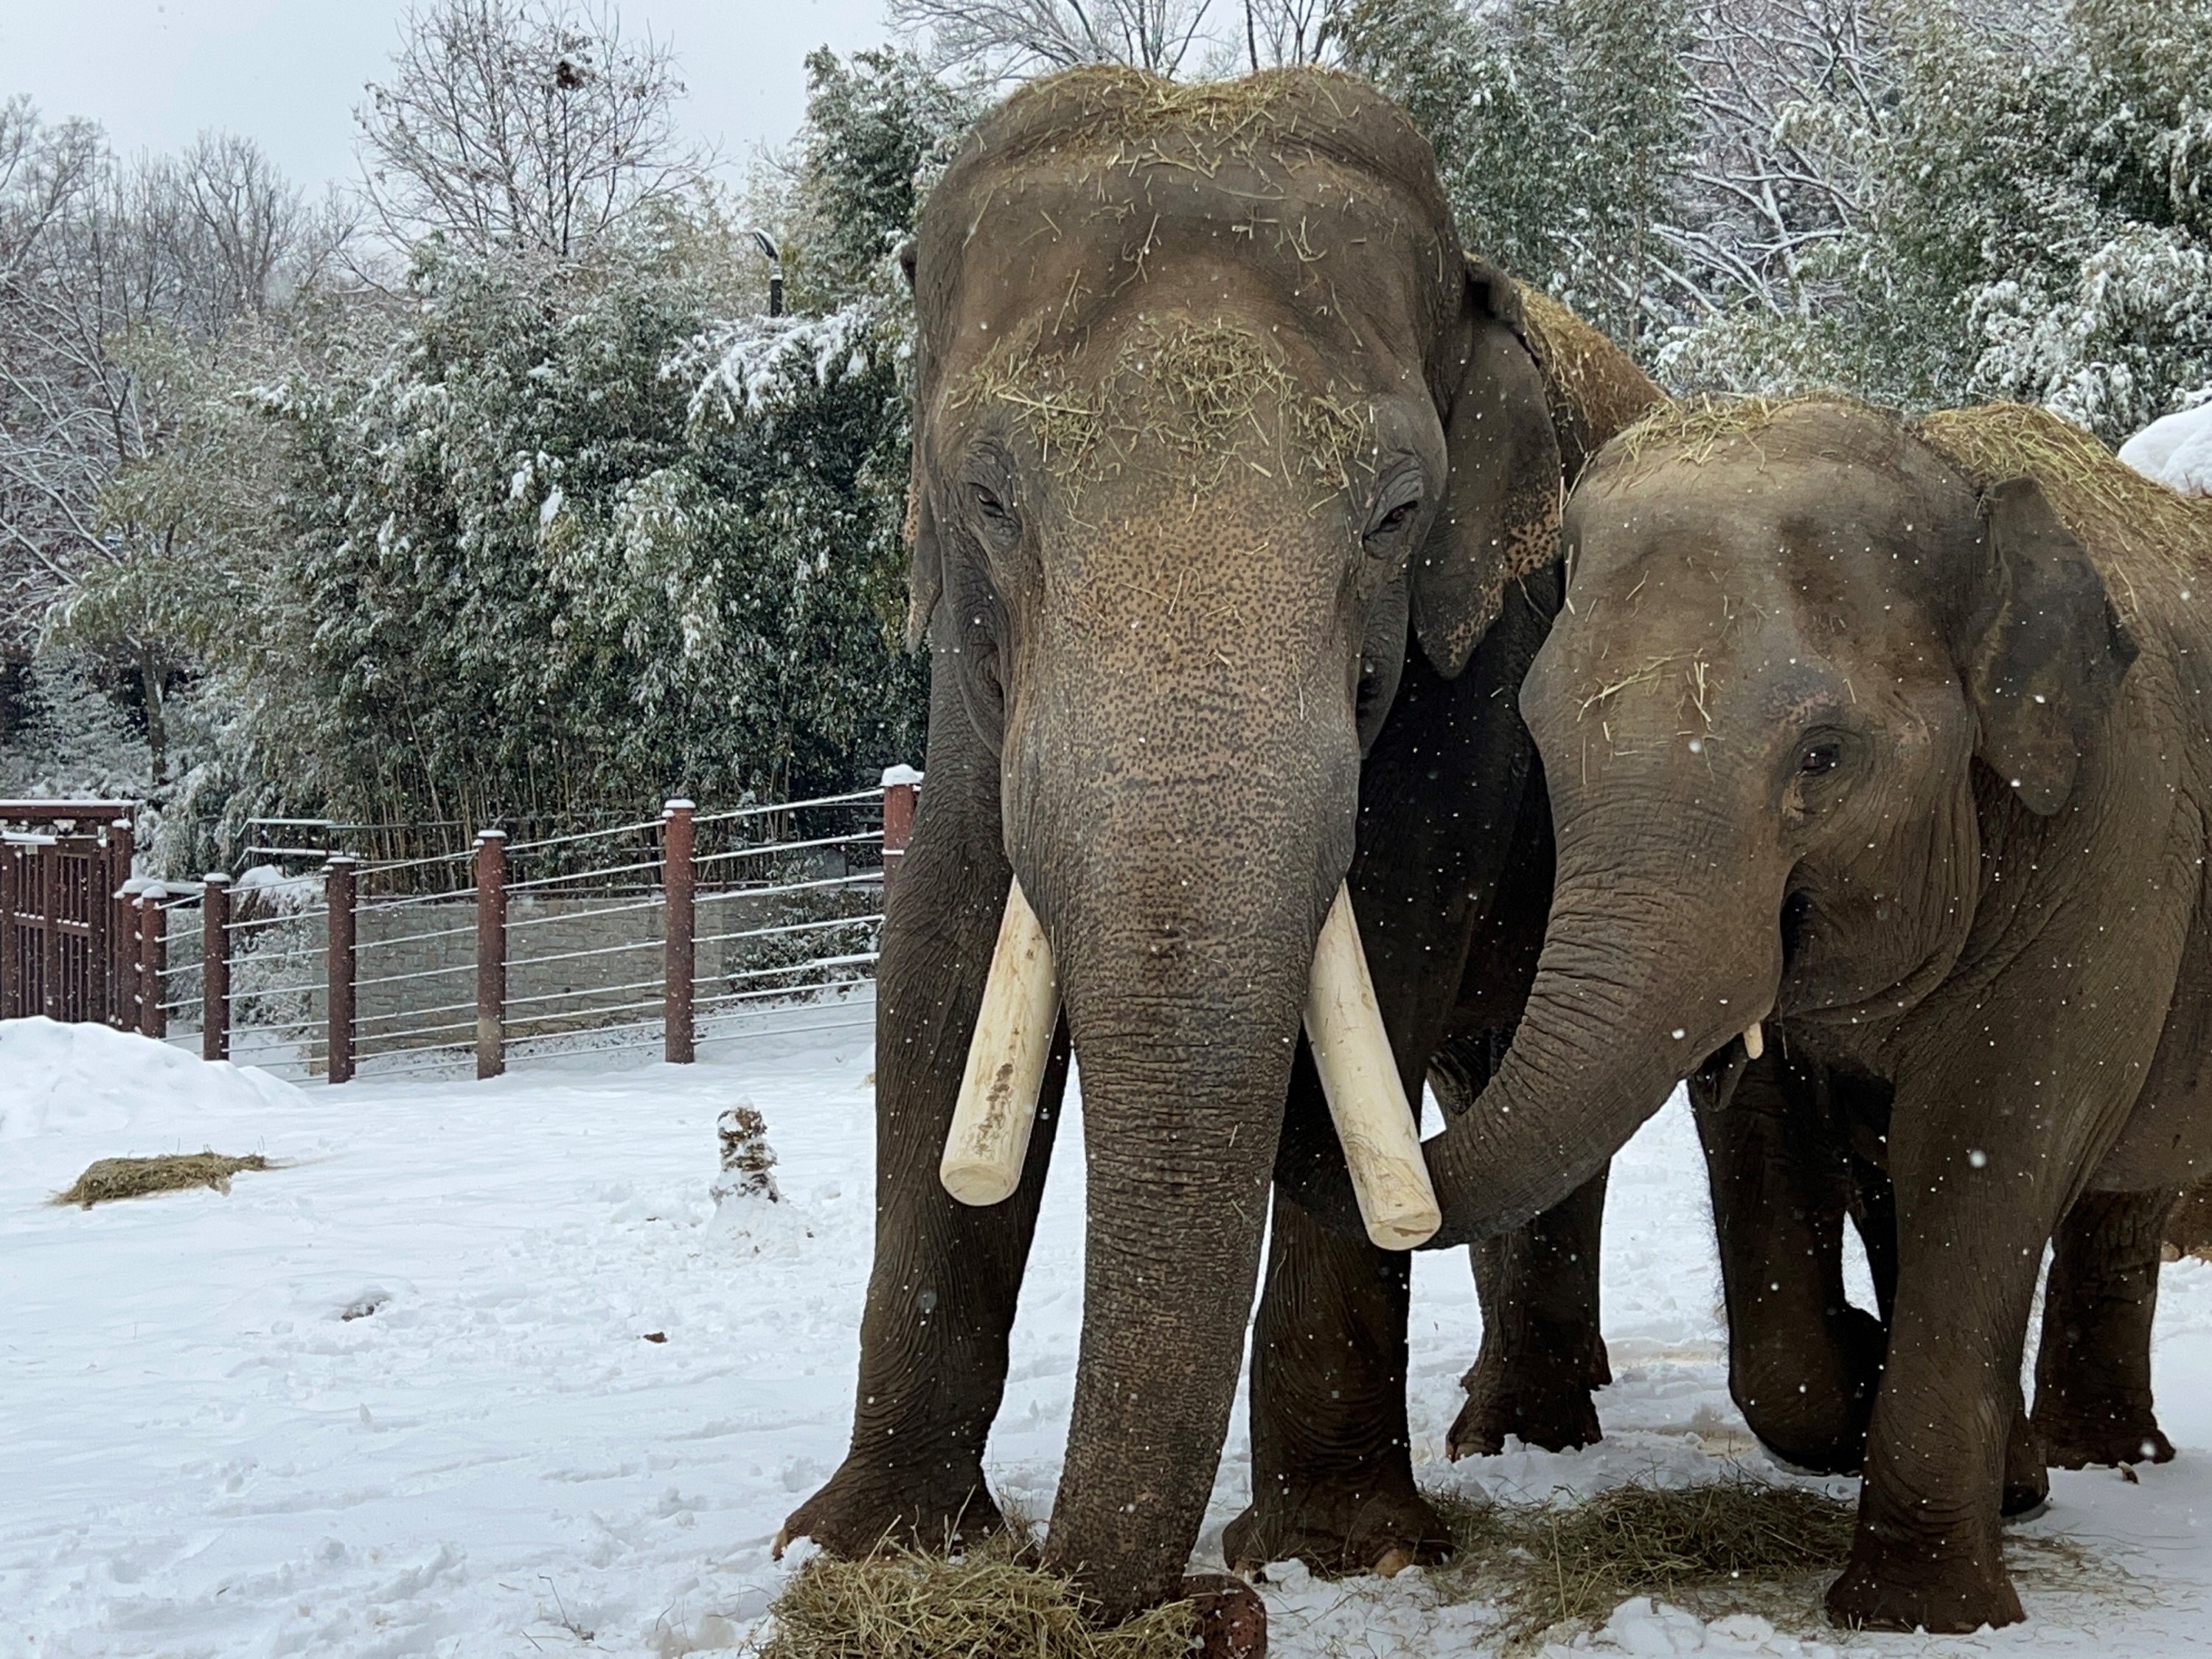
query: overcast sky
[{"left": 0, "top": 0, "right": 890, "bottom": 191}]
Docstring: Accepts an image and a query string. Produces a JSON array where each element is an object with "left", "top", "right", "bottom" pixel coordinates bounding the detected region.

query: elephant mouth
[
  {"left": 1780, "top": 887, "right": 1814, "bottom": 972},
  {"left": 937, "top": 880, "right": 1441, "bottom": 1250}
]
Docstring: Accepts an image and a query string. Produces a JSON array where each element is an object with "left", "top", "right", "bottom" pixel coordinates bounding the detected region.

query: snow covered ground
[{"left": 4, "top": 1012, "right": 2209, "bottom": 1658}]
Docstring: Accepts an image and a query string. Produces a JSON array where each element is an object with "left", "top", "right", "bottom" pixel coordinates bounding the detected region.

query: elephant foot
[
  {"left": 1183, "top": 1574, "right": 1267, "bottom": 1658},
  {"left": 1221, "top": 1478, "right": 1451, "bottom": 1578},
  {"left": 2002, "top": 1412, "right": 2049, "bottom": 1520},
  {"left": 2033, "top": 1405, "right": 2176, "bottom": 1471},
  {"left": 775, "top": 1453, "right": 1004, "bottom": 1560},
  {"left": 1447, "top": 1349, "right": 1602, "bottom": 1458},
  {"left": 1824, "top": 1532, "right": 2023, "bottom": 1633}
]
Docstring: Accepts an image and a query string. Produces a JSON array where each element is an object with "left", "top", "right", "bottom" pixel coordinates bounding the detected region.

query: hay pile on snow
[
  {"left": 761, "top": 1539, "right": 1195, "bottom": 1659},
  {"left": 1430, "top": 1476, "right": 1857, "bottom": 1644},
  {"left": 55, "top": 1152, "right": 272, "bottom": 1208}
]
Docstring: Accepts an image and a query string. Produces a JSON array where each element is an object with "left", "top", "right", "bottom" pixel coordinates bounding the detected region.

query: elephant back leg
[
  {"left": 779, "top": 673, "right": 1068, "bottom": 1559},
  {"left": 1444, "top": 1039, "right": 1610, "bottom": 1458},
  {"left": 1222, "top": 1158, "right": 1452, "bottom": 1577},
  {"left": 2032, "top": 1186, "right": 2181, "bottom": 1469}
]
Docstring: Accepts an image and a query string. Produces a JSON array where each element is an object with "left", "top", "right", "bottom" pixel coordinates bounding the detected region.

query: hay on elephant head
[
  {"left": 1430, "top": 1475, "right": 1859, "bottom": 1644},
  {"left": 953, "top": 312, "right": 1372, "bottom": 493},
  {"left": 1613, "top": 392, "right": 1860, "bottom": 470},
  {"left": 991, "top": 63, "right": 1380, "bottom": 176},
  {"left": 760, "top": 1534, "right": 1196, "bottom": 1659},
  {"left": 54, "top": 1151, "right": 272, "bottom": 1208}
]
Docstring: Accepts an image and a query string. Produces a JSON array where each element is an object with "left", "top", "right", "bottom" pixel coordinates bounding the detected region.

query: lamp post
[{"left": 751, "top": 229, "right": 783, "bottom": 318}]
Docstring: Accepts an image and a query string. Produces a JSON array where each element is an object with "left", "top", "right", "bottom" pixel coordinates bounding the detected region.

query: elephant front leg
[
  {"left": 1448, "top": 1164, "right": 1610, "bottom": 1458},
  {"left": 2032, "top": 1186, "right": 2180, "bottom": 1470},
  {"left": 780, "top": 713, "right": 1067, "bottom": 1559},
  {"left": 1824, "top": 1109, "right": 2074, "bottom": 1631},
  {"left": 1222, "top": 1183, "right": 1451, "bottom": 1577}
]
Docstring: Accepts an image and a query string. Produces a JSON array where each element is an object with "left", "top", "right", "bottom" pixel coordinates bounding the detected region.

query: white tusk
[
  {"left": 1742, "top": 1021, "right": 1764, "bottom": 1060},
  {"left": 941, "top": 877, "right": 1060, "bottom": 1206},
  {"left": 1304, "top": 884, "right": 1442, "bottom": 1250}
]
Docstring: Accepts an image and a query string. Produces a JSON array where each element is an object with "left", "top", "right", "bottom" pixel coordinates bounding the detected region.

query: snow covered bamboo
[
  {"left": 1304, "top": 884, "right": 1443, "bottom": 1250},
  {"left": 940, "top": 878, "right": 1060, "bottom": 1206}
]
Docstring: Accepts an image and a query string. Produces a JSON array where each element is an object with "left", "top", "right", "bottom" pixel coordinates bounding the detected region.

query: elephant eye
[
  {"left": 972, "top": 484, "right": 1011, "bottom": 522},
  {"left": 1798, "top": 740, "right": 1842, "bottom": 777},
  {"left": 1363, "top": 498, "right": 1416, "bottom": 542}
]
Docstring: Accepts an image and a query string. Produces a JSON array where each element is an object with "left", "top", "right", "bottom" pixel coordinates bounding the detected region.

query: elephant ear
[
  {"left": 1961, "top": 474, "right": 2137, "bottom": 815},
  {"left": 900, "top": 235, "right": 945, "bottom": 654},
  {"left": 904, "top": 473, "right": 943, "bottom": 653},
  {"left": 1412, "top": 257, "right": 1565, "bottom": 678}
]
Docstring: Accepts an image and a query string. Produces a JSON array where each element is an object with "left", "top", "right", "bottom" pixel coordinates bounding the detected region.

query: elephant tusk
[
  {"left": 940, "top": 877, "right": 1060, "bottom": 1207},
  {"left": 1742, "top": 1021, "right": 1764, "bottom": 1061},
  {"left": 1304, "top": 883, "right": 1443, "bottom": 1250}
]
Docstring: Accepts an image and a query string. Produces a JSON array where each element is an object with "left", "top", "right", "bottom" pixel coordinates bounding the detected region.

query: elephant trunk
[
  {"left": 1015, "top": 719, "right": 1354, "bottom": 1621},
  {"left": 1424, "top": 807, "right": 1784, "bottom": 1248}
]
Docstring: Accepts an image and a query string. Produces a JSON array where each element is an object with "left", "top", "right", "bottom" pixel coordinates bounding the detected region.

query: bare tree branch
[{"left": 355, "top": 0, "right": 709, "bottom": 256}]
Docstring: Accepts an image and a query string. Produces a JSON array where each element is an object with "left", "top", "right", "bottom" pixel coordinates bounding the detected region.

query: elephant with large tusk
[
  {"left": 775, "top": 65, "right": 1660, "bottom": 1624},
  {"left": 1374, "top": 394, "right": 2212, "bottom": 1632}
]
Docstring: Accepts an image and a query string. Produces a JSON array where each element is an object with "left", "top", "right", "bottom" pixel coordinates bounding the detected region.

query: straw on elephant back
[
  {"left": 1517, "top": 289, "right": 1666, "bottom": 483},
  {"left": 1918, "top": 403, "right": 2212, "bottom": 623}
]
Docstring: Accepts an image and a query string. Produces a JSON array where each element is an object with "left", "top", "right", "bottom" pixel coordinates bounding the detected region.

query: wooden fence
[
  {"left": 18, "top": 771, "right": 918, "bottom": 1084},
  {"left": 0, "top": 801, "right": 137, "bottom": 1026}
]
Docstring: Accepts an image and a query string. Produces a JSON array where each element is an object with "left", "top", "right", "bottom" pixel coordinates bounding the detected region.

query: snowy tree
[
  {"left": 0, "top": 108, "right": 340, "bottom": 778},
  {"left": 0, "top": 647, "right": 155, "bottom": 802},
  {"left": 782, "top": 48, "right": 981, "bottom": 303},
  {"left": 1339, "top": 0, "right": 1694, "bottom": 352},
  {"left": 355, "top": 0, "right": 709, "bottom": 257},
  {"left": 893, "top": 0, "right": 1223, "bottom": 76}
]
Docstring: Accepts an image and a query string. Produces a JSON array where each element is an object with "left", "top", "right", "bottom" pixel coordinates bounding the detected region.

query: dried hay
[
  {"left": 1613, "top": 392, "right": 1860, "bottom": 470},
  {"left": 1919, "top": 401, "right": 2212, "bottom": 604},
  {"left": 1426, "top": 1473, "right": 2113, "bottom": 1648},
  {"left": 759, "top": 1532, "right": 1195, "bottom": 1659},
  {"left": 54, "top": 1151, "right": 272, "bottom": 1208},
  {"left": 1517, "top": 288, "right": 1666, "bottom": 479},
  {"left": 1428, "top": 1475, "right": 1857, "bottom": 1646},
  {"left": 953, "top": 312, "right": 1371, "bottom": 493},
  {"left": 992, "top": 63, "right": 1374, "bottom": 178}
]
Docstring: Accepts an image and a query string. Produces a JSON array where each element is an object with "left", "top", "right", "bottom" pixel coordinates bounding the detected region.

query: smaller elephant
[{"left": 1374, "top": 396, "right": 2212, "bottom": 1631}]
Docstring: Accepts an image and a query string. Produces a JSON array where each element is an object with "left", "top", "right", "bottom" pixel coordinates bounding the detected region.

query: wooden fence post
[
  {"left": 41, "top": 841, "right": 62, "bottom": 1021},
  {"left": 476, "top": 830, "right": 507, "bottom": 1079},
  {"left": 663, "top": 799, "right": 695, "bottom": 1065},
  {"left": 137, "top": 886, "right": 167, "bottom": 1037},
  {"left": 881, "top": 765, "right": 921, "bottom": 897},
  {"left": 202, "top": 873, "right": 231, "bottom": 1060},
  {"left": 107, "top": 818, "right": 134, "bottom": 1027},
  {"left": 326, "top": 855, "right": 357, "bottom": 1083},
  {"left": 0, "top": 843, "right": 13, "bottom": 1017}
]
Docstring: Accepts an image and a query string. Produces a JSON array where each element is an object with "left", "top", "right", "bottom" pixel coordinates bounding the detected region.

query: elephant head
[
  {"left": 905, "top": 68, "right": 1562, "bottom": 1615},
  {"left": 1412, "top": 397, "right": 2136, "bottom": 1242}
]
